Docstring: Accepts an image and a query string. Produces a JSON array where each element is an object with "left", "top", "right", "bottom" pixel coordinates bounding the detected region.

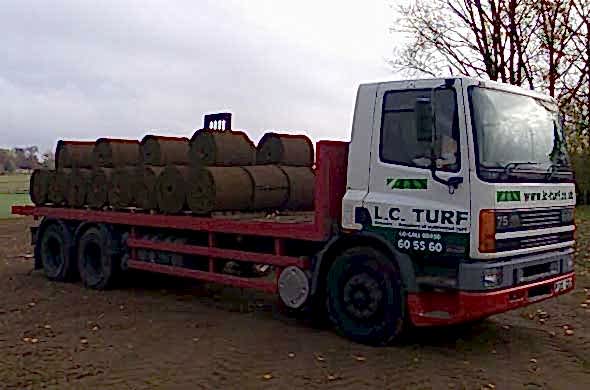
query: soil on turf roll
[
  {"left": 256, "top": 133, "right": 314, "bottom": 167},
  {"left": 278, "top": 166, "right": 315, "bottom": 210},
  {"left": 187, "top": 166, "right": 253, "bottom": 214},
  {"left": 135, "top": 165, "right": 165, "bottom": 210},
  {"left": 30, "top": 169, "right": 52, "bottom": 205},
  {"left": 241, "top": 165, "right": 289, "bottom": 210},
  {"left": 140, "top": 135, "right": 190, "bottom": 166},
  {"left": 87, "top": 168, "right": 113, "bottom": 208},
  {"left": 108, "top": 167, "right": 137, "bottom": 208},
  {"left": 47, "top": 169, "right": 70, "bottom": 205},
  {"left": 55, "top": 140, "right": 95, "bottom": 170},
  {"left": 65, "top": 168, "right": 91, "bottom": 208},
  {"left": 156, "top": 165, "right": 191, "bottom": 214},
  {"left": 189, "top": 129, "right": 255, "bottom": 166},
  {"left": 93, "top": 138, "right": 140, "bottom": 168}
]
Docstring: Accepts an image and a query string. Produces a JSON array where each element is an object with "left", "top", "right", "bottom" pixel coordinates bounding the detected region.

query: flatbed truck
[{"left": 13, "top": 77, "right": 576, "bottom": 345}]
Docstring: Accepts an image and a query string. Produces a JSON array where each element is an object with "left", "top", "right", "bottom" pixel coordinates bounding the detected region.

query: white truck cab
[{"left": 341, "top": 76, "right": 575, "bottom": 307}]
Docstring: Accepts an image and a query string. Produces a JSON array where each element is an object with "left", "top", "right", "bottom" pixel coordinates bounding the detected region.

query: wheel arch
[{"left": 311, "top": 231, "right": 418, "bottom": 299}]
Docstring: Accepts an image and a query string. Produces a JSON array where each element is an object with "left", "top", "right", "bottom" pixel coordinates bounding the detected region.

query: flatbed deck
[{"left": 13, "top": 141, "right": 348, "bottom": 241}]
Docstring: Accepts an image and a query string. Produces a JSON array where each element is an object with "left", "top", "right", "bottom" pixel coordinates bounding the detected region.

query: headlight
[{"left": 483, "top": 268, "right": 503, "bottom": 288}]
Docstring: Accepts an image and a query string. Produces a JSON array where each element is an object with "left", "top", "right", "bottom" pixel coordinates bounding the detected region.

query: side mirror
[{"left": 415, "top": 97, "right": 434, "bottom": 142}]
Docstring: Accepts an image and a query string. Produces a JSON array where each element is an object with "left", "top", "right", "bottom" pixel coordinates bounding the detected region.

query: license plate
[{"left": 554, "top": 277, "right": 573, "bottom": 293}]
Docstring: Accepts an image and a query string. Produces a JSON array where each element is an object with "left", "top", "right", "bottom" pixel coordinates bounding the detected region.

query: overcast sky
[{"left": 1, "top": 0, "right": 398, "bottom": 151}]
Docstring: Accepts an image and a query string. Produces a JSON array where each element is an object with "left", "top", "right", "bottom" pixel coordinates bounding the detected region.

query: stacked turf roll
[{"left": 30, "top": 128, "right": 317, "bottom": 216}]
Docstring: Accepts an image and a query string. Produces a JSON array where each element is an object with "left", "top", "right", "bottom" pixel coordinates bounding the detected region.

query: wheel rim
[
  {"left": 342, "top": 271, "right": 384, "bottom": 320},
  {"left": 84, "top": 241, "right": 103, "bottom": 279}
]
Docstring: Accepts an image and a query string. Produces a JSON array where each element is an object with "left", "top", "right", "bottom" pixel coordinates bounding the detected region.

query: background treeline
[{"left": 0, "top": 147, "right": 54, "bottom": 174}]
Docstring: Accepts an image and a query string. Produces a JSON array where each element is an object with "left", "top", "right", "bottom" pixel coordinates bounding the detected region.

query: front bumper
[{"left": 408, "top": 272, "right": 575, "bottom": 326}]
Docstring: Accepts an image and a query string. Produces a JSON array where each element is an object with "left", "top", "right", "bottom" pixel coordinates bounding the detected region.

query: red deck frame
[{"left": 13, "top": 141, "right": 349, "bottom": 293}]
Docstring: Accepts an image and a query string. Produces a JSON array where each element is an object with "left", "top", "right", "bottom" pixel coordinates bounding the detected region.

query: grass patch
[
  {"left": 0, "top": 174, "right": 30, "bottom": 194},
  {"left": 0, "top": 193, "right": 31, "bottom": 218}
]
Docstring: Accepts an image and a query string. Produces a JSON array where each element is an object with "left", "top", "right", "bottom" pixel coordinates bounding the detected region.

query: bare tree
[{"left": 391, "top": 0, "right": 588, "bottom": 109}]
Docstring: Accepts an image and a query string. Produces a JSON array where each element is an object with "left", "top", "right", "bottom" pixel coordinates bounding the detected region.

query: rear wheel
[
  {"left": 38, "top": 222, "right": 75, "bottom": 281},
  {"left": 77, "top": 226, "right": 119, "bottom": 289},
  {"left": 326, "top": 246, "right": 405, "bottom": 345}
]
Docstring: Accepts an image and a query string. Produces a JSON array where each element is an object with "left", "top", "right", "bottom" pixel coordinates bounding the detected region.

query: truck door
[{"left": 363, "top": 78, "right": 471, "bottom": 257}]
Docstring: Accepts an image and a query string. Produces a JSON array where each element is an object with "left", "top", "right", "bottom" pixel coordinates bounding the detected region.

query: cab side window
[{"left": 379, "top": 89, "right": 460, "bottom": 172}]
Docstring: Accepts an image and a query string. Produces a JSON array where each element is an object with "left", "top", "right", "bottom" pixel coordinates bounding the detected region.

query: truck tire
[
  {"left": 77, "top": 226, "right": 119, "bottom": 290},
  {"left": 38, "top": 222, "right": 76, "bottom": 282},
  {"left": 326, "top": 246, "right": 405, "bottom": 345}
]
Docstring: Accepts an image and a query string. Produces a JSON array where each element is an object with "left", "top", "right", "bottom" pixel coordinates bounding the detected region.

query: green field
[{"left": 0, "top": 174, "right": 31, "bottom": 218}]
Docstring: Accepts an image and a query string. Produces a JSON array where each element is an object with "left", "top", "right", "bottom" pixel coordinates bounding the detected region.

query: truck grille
[
  {"left": 519, "top": 209, "right": 562, "bottom": 229},
  {"left": 496, "top": 207, "right": 573, "bottom": 232},
  {"left": 496, "top": 231, "right": 574, "bottom": 252}
]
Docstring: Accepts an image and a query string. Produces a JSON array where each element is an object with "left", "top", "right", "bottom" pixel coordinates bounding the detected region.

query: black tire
[
  {"left": 37, "top": 222, "right": 76, "bottom": 281},
  {"left": 77, "top": 226, "right": 120, "bottom": 290},
  {"left": 326, "top": 246, "right": 405, "bottom": 345}
]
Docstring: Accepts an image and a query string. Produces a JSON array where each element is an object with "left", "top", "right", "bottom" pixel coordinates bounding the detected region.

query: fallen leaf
[
  {"left": 530, "top": 358, "right": 537, "bottom": 364},
  {"left": 581, "top": 303, "right": 588, "bottom": 308},
  {"left": 327, "top": 374, "right": 338, "bottom": 381},
  {"left": 262, "top": 374, "right": 273, "bottom": 380},
  {"left": 31, "top": 338, "right": 39, "bottom": 344},
  {"left": 80, "top": 338, "right": 88, "bottom": 344},
  {"left": 565, "top": 329, "right": 574, "bottom": 336},
  {"left": 23, "top": 337, "right": 31, "bottom": 343},
  {"left": 288, "top": 353, "right": 295, "bottom": 358}
]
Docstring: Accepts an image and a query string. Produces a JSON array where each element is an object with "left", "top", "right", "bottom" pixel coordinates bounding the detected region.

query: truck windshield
[{"left": 469, "top": 86, "right": 572, "bottom": 182}]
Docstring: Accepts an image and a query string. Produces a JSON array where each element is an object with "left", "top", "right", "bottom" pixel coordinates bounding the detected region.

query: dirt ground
[{"left": 1, "top": 218, "right": 589, "bottom": 390}]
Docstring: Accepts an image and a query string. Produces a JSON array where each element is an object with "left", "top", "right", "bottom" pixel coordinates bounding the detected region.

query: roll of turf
[
  {"left": 30, "top": 169, "right": 52, "bottom": 205},
  {"left": 55, "top": 140, "right": 94, "bottom": 170},
  {"left": 140, "top": 135, "right": 190, "bottom": 166},
  {"left": 87, "top": 168, "right": 113, "bottom": 208},
  {"left": 93, "top": 138, "right": 140, "bottom": 168},
  {"left": 256, "top": 133, "right": 314, "bottom": 166},
  {"left": 156, "top": 165, "right": 191, "bottom": 214},
  {"left": 242, "top": 165, "right": 288, "bottom": 210},
  {"left": 189, "top": 129, "right": 255, "bottom": 166},
  {"left": 135, "top": 165, "right": 164, "bottom": 210},
  {"left": 47, "top": 169, "right": 70, "bottom": 205},
  {"left": 187, "top": 166, "right": 253, "bottom": 214},
  {"left": 108, "top": 167, "right": 137, "bottom": 208},
  {"left": 278, "top": 166, "right": 315, "bottom": 210},
  {"left": 65, "top": 168, "right": 92, "bottom": 208}
]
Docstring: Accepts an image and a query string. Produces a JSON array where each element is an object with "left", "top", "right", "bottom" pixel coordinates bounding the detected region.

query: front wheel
[{"left": 326, "top": 247, "right": 405, "bottom": 345}]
